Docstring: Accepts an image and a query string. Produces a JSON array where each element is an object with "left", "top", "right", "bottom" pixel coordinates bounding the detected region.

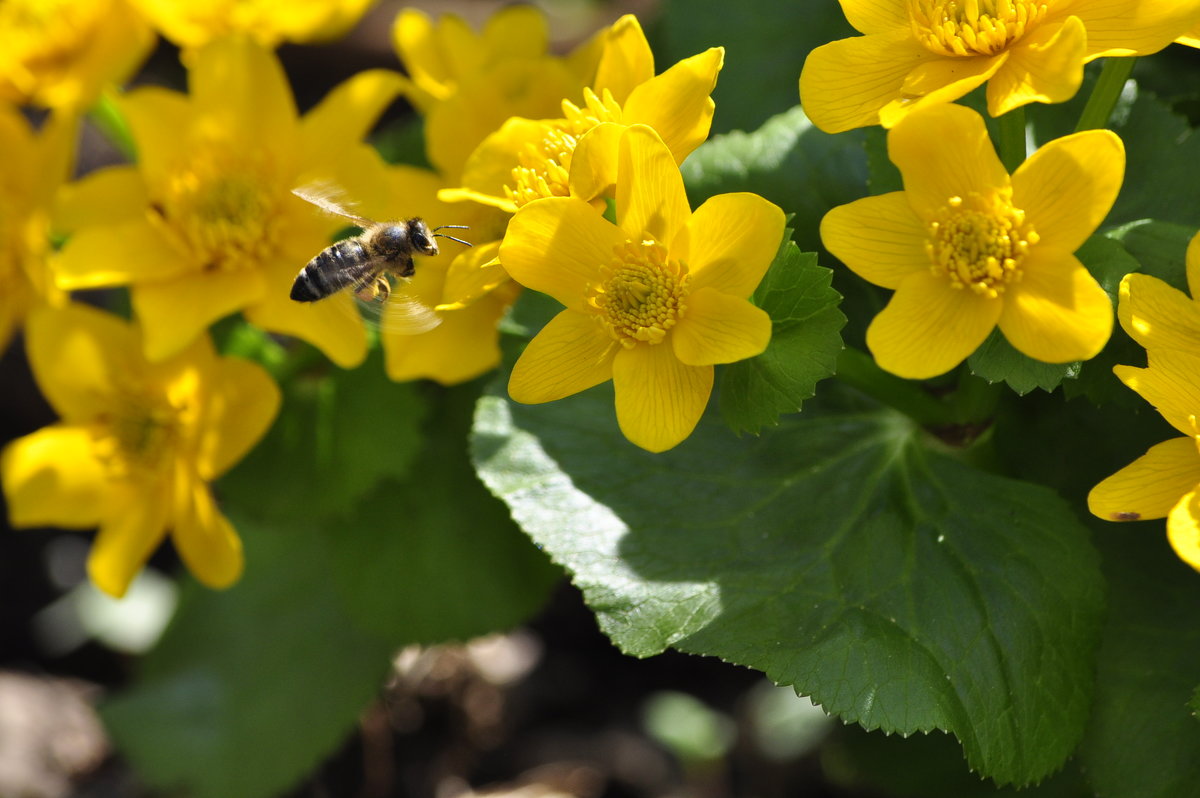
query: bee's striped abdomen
[{"left": 290, "top": 238, "right": 377, "bottom": 302}]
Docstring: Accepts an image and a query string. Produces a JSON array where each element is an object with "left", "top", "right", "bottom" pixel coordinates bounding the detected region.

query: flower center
[
  {"left": 926, "top": 192, "right": 1037, "bottom": 297},
  {"left": 504, "top": 88, "right": 622, "bottom": 209},
  {"left": 93, "top": 392, "right": 183, "bottom": 477},
  {"left": 587, "top": 239, "right": 688, "bottom": 347},
  {"left": 156, "top": 152, "right": 278, "bottom": 269},
  {"left": 907, "top": 0, "right": 1047, "bottom": 56}
]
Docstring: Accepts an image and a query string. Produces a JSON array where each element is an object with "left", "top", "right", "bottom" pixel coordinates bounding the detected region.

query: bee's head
[
  {"left": 405, "top": 219, "right": 438, "bottom": 257},
  {"left": 370, "top": 220, "right": 437, "bottom": 261}
]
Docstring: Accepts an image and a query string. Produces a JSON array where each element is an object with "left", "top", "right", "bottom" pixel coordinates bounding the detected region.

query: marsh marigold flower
[
  {"left": 130, "top": 0, "right": 373, "bottom": 49},
  {"left": 800, "top": 0, "right": 1200, "bottom": 132},
  {"left": 0, "top": 0, "right": 153, "bottom": 109},
  {"left": 501, "top": 125, "right": 784, "bottom": 452},
  {"left": 394, "top": 5, "right": 604, "bottom": 180},
  {"left": 0, "top": 106, "right": 74, "bottom": 353},
  {"left": 53, "top": 36, "right": 405, "bottom": 367},
  {"left": 444, "top": 15, "right": 722, "bottom": 215},
  {"left": 821, "top": 103, "right": 1122, "bottom": 379},
  {"left": 0, "top": 304, "right": 280, "bottom": 597}
]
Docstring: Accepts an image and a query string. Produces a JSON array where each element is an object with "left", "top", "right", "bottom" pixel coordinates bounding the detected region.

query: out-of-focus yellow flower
[
  {"left": 443, "top": 15, "right": 721, "bottom": 214},
  {"left": 821, "top": 104, "right": 1122, "bottom": 379},
  {"left": 1088, "top": 239, "right": 1200, "bottom": 573},
  {"left": 53, "top": 36, "right": 405, "bottom": 367},
  {"left": 500, "top": 125, "right": 784, "bottom": 452},
  {"left": 131, "top": 0, "right": 374, "bottom": 49},
  {"left": 0, "top": 0, "right": 154, "bottom": 109},
  {"left": 0, "top": 304, "right": 280, "bottom": 597},
  {"left": 0, "top": 106, "right": 74, "bottom": 352},
  {"left": 393, "top": 5, "right": 606, "bottom": 180},
  {"left": 800, "top": 0, "right": 1200, "bottom": 133}
]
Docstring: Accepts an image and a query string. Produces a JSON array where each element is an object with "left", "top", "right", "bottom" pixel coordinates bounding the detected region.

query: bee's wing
[{"left": 291, "top": 182, "right": 376, "bottom": 228}]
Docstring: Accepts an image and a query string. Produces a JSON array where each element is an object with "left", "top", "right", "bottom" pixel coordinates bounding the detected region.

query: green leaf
[
  {"left": 1079, "top": 526, "right": 1200, "bottom": 798},
  {"left": 967, "top": 330, "right": 1080, "bottom": 396},
  {"left": 658, "top": 2, "right": 855, "bottom": 135},
  {"left": 1106, "top": 88, "right": 1200, "bottom": 227},
  {"left": 218, "top": 349, "right": 428, "bottom": 522},
  {"left": 720, "top": 241, "right": 845, "bottom": 433},
  {"left": 679, "top": 105, "right": 869, "bottom": 253},
  {"left": 101, "top": 515, "right": 395, "bottom": 798},
  {"left": 471, "top": 389, "right": 1105, "bottom": 786},
  {"left": 325, "top": 384, "right": 560, "bottom": 641},
  {"left": 1105, "top": 219, "right": 1195, "bottom": 292}
]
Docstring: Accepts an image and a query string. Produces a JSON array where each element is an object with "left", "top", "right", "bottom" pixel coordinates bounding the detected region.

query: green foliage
[
  {"left": 967, "top": 330, "right": 1080, "bottom": 396},
  {"left": 720, "top": 240, "right": 846, "bottom": 433},
  {"left": 680, "top": 105, "right": 870, "bottom": 253},
  {"left": 471, "top": 387, "right": 1105, "bottom": 786}
]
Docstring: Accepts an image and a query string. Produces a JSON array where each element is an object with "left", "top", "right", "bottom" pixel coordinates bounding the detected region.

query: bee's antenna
[{"left": 433, "top": 224, "right": 473, "bottom": 248}]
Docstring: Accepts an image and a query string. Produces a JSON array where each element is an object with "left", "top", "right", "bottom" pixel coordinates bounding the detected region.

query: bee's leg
[
  {"left": 396, "top": 256, "right": 415, "bottom": 278},
  {"left": 371, "top": 274, "right": 391, "bottom": 302}
]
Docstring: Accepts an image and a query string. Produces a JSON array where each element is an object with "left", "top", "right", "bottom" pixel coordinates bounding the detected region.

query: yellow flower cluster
[{"left": 0, "top": 4, "right": 787, "bottom": 595}]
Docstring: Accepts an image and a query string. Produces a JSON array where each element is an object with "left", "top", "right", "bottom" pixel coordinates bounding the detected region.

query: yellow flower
[
  {"left": 443, "top": 16, "right": 722, "bottom": 214},
  {"left": 394, "top": 5, "right": 603, "bottom": 180},
  {"left": 800, "top": 0, "right": 1200, "bottom": 132},
  {"left": 53, "top": 36, "right": 405, "bottom": 367},
  {"left": 500, "top": 125, "right": 784, "bottom": 452},
  {"left": 0, "top": 0, "right": 154, "bottom": 109},
  {"left": 0, "top": 304, "right": 280, "bottom": 597},
  {"left": 1087, "top": 258, "right": 1200, "bottom": 573},
  {"left": 820, "top": 103, "right": 1122, "bottom": 379},
  {"left": 130, "top": 0, "right": 373, "bottom": 49},
  {"left": 0, "top": 105, "right": 74, "bottom": 352}
]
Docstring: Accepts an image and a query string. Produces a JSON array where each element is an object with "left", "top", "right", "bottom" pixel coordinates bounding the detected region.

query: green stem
[
  {"left": 1075, "top": 57, "right": 1136, "bottom": 132},
  {"left": 835, "top": 348, "right": 953, "bottom": 426},
  {"left": 87, "top": 89, "right": 137, "bottom": 162},
  {"left": 995, "top": 107, "right": 1027, "bottom": 172}
]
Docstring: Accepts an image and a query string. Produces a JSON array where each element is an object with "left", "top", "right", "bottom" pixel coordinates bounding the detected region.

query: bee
[{"left": 289, "top": 184, "right": 471, "bottom": 305}]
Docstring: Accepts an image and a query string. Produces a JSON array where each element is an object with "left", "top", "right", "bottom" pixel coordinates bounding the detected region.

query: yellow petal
[
  {"left": 612, "top": 344, "right": 712, "bottom": 452},
  {"left": 888, "top": 104, "right": 1010, "bottom": 221},
  {"left": 508, "top": 309, "right": 617, "bottom": 404},
  {"left": 570, "top": 122, "right": 625, "bottom": 204},
  {"left": 457, "top": 117, "right": 553, "bottom": 209},
  {"left": 299, "top": 69, "right": 406, "bottom": 166},
  {"left": 878, "top": 53, "right": 1003, "bottom": 128},
  {"left": 1075, "top": 0, "right": 1200, "bottom": 57},
  {"left": 593, "top": 14, "right": 655, "bottom": 104},
  {"left": 799, "top": 30, "right": 931, "bottom": 133},
  {"left": 386, "top": 282, "right": 516, "bottom": 385},
  {"left": 500, "top": 197, "right": 624, "bottom": 312},
  {"left": 867, "top": 271, "right": 1002, "bottom": 379},
  {"left": 482, "top": 4, "right": 549, "bottom": 60},
  {"left": 1089, "top": 436, "right": 1200, "bottom": 522},
  {"left": 88, "top": 480, "right": 170, "bottom": 599},
  {"left": 841, "top": 0, "right": 910, "bottom": 33},
  {"left": 391, "top": 9, "right": 458, "bottom": 104},
  {"left": 196, "top": 358, "right": 281, "bottom": 480},
  {"left": 1113, "top": 350, "right": 1200, "bottom": 437},
  {"left": 1011, "top": 129, "right": 1124, "bottom": 253},
  {"left": 986, "top": 17, "right": 1086, "bottom": 116},
  {"left": 672, "top": 289, "right": 771, "bottom": 366},
  {"left": 439, "top": 241, "right": 506, "bottom": 309},
  {"left": 188, "top": 37, "right": 298, "bottom": 156},
  {"left": 1167, "top": 489, "right": 1200, "bottom": 572},
  {"left": 1186, "top": 229, "right": 1200, "bottom": 301},
  {"left": 25, "top": 305, "right": 139, "bottom": 421},
  {"left": 820, "top": 192, "right": 929, "bottom": 289},
  {"left": 677, "top": 192, "right": 786, "bottom": 297},
  {"left": 118, "top": 87, "right": 192, "bottom": 192},
  {"left": 998, "top": 250, "right": 1113, "bottom": 363},
  {"left": 246, "top": 289, "right": 367, "bottom": 369},
  {"left": 54, "top": 218, "right": 191, "bottom": 290},
  {"left": 132, "top": 269, "right": 268, "bottom": 362},
  {"left": 618, "top": 125, "right": 691, "bottom": 245},
  {"left": 54, "top": 166, "right": 147, "bottom": 233},
  {"left": 623, "top": 47, "right": 723, "bottom": 164},
  {"left": 1117, "top": 273, "right": 1200, "bottom": 351},
  {"left": 1, "top": 425, "right": 111, "bottom": 528},
  {"left": 171, "top": 475, "right": 243, "bottom": 590}
]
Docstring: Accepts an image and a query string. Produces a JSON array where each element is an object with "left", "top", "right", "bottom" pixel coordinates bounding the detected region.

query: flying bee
[{"left": 289, "top": 184, "right": 471, "bottom": 305}]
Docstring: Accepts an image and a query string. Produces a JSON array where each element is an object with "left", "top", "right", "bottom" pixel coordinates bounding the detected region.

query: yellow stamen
[
  {"left": 503, "top": 88, "right": 623, "bottom": 208},
  {"left": 907, "top": 0, "right": 1048, "bottom": 57},
  {"left": 587, "top": 239, "right": 688, "bottom": 347},
  {"left": 926, "top": 191, "right": 1037, "bottom": 297}
]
